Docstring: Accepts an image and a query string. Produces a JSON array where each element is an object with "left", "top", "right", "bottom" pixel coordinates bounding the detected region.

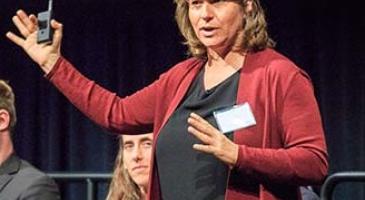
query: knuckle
[{"left": 203, "top": 127, "right": 209, "bottom": 132}]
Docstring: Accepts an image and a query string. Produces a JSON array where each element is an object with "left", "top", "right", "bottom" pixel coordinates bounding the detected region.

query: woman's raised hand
[{"left": 6, "top": 10, "right": 63, "bottom": 74}]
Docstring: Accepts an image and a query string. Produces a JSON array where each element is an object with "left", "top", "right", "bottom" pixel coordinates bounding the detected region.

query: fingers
[
  {"left": 188, "top": 126, "right": 213, "bottom": 144},
  {"left": 188, "top": 113, "right": 238, "bottom": 166},
  {"left": 29, "top": 14, "right": 38, "bottom": 27},
  {"left": 12, "top": 10, "right": 36, "bottom": 37},
  {"left": 12, "top": 15, "right": 31, "bottom": 37},
  {"left": 192, "top": 144, "right": 214, "bottom": 154},
  {"left": 6, "top": 32, "right": 25, "bottom": 47},
  {"left": 190, "top": 112, "right": 210, "bottom": 125},
  {"left": 188, "top": 113, "right": 218, "bottom": 137},
  {"left": 17, "top": 10, "right": 37, "bottom": 32},
  {"left": 187, "top": 112, "right": 222, "bottom": 145}
]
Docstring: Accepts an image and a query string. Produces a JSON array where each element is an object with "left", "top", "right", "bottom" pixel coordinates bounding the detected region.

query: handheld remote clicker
[{"left": 37, "top": 0, "right": 53, "bottom": 44}]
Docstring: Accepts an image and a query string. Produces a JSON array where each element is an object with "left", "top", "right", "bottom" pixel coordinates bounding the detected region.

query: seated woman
[{"left": 106, "top": 133, "right": 153, "bottom": 200}]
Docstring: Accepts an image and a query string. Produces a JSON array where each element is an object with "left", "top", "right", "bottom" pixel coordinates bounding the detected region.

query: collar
[{"left": 0, "top": 153, "right": 20, "bottom": 175}]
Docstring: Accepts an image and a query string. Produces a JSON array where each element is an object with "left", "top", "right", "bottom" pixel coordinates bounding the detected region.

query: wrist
[
  {"left": 229, "top": 143, "right": 239, "bottom": 169},
  {"left": 40, "top": 54, "right": 60, "bottom": 74}
]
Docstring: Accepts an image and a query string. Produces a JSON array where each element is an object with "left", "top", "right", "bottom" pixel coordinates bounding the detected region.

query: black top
[{"left": 156, "top": 67, "right": 240, "bottom": 200}]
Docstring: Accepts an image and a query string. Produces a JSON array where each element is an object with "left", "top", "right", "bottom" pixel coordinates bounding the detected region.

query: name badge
[{"left": 213, "top": 103, "right": 256, "bottom": 134}]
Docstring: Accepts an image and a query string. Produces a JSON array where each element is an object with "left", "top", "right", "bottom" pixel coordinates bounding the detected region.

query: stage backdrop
[{"left": 1, "top": 0, "right": 364, "bottom": 199}]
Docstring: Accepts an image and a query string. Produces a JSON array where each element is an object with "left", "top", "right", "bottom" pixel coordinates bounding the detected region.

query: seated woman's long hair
[{"left": 106, "top": 136, "right": 142, "bottom": 200}]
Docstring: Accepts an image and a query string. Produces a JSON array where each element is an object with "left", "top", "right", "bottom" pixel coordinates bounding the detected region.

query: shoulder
[
  {"left": 15, "top": 160, "right": 60, "bottom": 200},
  {"left": 162, "top": 57, "right": 203, "bottom": 76},
  {"left": 250, "top": 49, "right": 301, "bottom": 74},
  {"left": 17, "top": 159, "right": 49, "bottom": 179},
  {"left": 248, "top": 48, "right": 312, "bottom": 85},
  {"left": 155, "top": 57, "right": 203, "bottom": 85}
]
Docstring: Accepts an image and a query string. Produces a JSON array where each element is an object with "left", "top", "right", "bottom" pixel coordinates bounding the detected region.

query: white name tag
[{"left": 213, "top": 103, "right": 256, "bottom": 134}]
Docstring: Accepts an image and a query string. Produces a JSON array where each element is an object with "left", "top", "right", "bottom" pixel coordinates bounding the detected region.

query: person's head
[
  {"left": 107, "top": 133, "right": 153, "bottom": 200},
  {"left": 0, "top": 80, "right": 16, "bottom": 133},
  {"left": 174, "top": 0, "right": 274, "bottom": 58}
]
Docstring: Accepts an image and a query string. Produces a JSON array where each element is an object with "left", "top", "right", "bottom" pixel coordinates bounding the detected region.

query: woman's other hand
[
  {"left": 6, "top": 10, "right": 63, "bottom": 74},
  {"left": 187, "top": 112, "right": 239, "bottom": 169}
]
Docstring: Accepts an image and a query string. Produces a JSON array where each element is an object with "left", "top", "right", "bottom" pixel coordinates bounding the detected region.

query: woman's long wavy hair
[
  {"left": 106, "top": 137, "right": 142, "bottom": 200},
  {"left": 174, "top": 0, "right": 275, "bottom": 58}
]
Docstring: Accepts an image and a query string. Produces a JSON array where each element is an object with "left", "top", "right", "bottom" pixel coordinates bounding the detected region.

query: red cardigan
[{"left": 47, "top": 48, "right": 328, "bottom": 200}]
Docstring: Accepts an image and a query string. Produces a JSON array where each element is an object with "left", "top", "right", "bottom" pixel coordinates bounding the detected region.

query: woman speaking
[{"left": 7, "top": 0, "right": 328, "bottom": 199}]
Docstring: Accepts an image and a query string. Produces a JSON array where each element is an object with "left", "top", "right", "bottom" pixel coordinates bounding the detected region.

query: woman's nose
[
  {"left": 132, "top": 147, "right": 143, "bottom": 161},
  {"left": 200, "top": 3, "right": 214, "bottom": 22}
]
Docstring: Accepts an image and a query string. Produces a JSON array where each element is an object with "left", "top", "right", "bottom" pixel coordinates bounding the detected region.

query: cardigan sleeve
[
  {"left": 45, "top": 57, "right": 159, "bottom": 134},
  {"left": 234, "top": 69, "right": 328, "bottom": 185}
]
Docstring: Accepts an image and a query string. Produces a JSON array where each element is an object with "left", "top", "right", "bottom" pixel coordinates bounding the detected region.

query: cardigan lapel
[
  {"left": 234, "top": 50, "right": 264, "bottom": 143},
  {"left": 0, "top": 154, "right": 20, "bottom": 192},
  {"left": 149, "top": 58, "right": 204, "bottom": 200},
  {"left": 156, "top": 59, "right": 204, "bottom": 137},
  {"left": 236, "top": 51, "right": 259, "bottom": 105},
  {"left": 0, "top": 174, "right": 12, "bottom": 192}
]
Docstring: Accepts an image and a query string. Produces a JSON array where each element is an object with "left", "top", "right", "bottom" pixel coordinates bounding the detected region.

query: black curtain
[{"left": 1, "top": 0, "right": 364, "bottom": 199}]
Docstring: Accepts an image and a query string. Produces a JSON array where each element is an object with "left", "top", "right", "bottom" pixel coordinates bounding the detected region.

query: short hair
[
  {"left": 174, "top": 0, "right": 275, "bottom": 58},
  {"left": 0, "top": 80, "right": 17, "bottom": 130}
]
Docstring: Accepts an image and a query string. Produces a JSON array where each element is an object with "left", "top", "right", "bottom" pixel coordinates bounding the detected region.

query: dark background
[{"left": 1, "top": 0, "right": 364, "bottom": 199}]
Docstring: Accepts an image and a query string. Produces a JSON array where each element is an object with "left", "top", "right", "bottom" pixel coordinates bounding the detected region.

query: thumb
[{"left": 51, "top": 19, "right": 63, "bottom": 49}]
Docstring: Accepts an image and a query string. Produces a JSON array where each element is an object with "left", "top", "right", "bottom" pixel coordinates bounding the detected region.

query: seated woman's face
[{"left": 122, "top": 133, "right": 153, "bottom": 188}]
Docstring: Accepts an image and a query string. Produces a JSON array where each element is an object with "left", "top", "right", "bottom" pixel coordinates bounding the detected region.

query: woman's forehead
[{"left": 122, "top": 133, "right": 153, "bottom": 144}]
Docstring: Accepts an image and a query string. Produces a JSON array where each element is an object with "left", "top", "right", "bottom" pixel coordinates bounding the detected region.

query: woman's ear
[{"left": 0, "top": 109, "right": 10, "bottom": 132}]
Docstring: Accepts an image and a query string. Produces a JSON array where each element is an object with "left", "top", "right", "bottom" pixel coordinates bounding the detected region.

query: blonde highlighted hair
[
  {"left": 106, "top": 137, "right": 142, "bottom": 200},
  {"left": 174, "top": 0, "right": 275, "bottom": 58},
  {"left": 0, "top": 79, "right": 17, "bottom": 130}
]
